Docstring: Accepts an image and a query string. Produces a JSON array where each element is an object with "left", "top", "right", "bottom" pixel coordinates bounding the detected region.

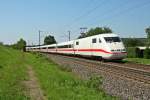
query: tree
[
  {"left": 122, "top": 38, "right": 145, "bottom": 47},
  {"left": 78, "top": 33, "right": 86, "bottom": 39},
  {"left": 103, "top": 27, "right": 112, "bottom": 33},
  {"left": 144, "top": 27, "right": 150, "bottom": 59},
  {"left": 145, "top": 27, "right": 150, "bottom": 47},
  {"left": 78, "top": 27, "right": 112, "bottom": 39},
  {"left": 16, "top": 38, "right": 26, "bottom": 50},
  {"left": 44, "top": 35, "right": 56, "bottom": 45},
  {"left": 144, "top": 48, "right": 150, "bottom": 59},
  {"left": 11, "top": 38, "right": 26, "bottom": 51},
  {"left": 0, "top": 42, "right": 3, "bottom": 45}
]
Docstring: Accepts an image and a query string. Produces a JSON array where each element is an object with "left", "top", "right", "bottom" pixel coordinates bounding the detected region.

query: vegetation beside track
[
  {"left": 125, "top": 58, "right": 150, "bottom": 65},
  {"left": 0, "top": 46, "right": 29, "bottom": 99},
  {"left": 0, "top": 45, "right": 117, "bottom": 100},
  {"left": 25, "top": 53, "right": 117, "bottom": 100}
]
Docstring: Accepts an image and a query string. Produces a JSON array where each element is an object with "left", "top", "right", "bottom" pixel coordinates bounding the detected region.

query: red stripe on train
[{"left": 49, "top": 49, "right": 127, "bottom": 54}]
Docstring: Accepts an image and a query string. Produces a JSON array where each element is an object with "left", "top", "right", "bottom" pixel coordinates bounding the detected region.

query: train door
[
  {"left": 91, "top": 38, "right": 97, "bottom": 56},
  {"left": 56, "top": 44, "right": 58, "bottom": 53},
  {"left": 74, "top": 40, "right": 79, "bottom": 55},
  {"left": 73, "top": 41, "right": 75, "bottom": 55},
  {"left": 46, "top": 47, "right": 48, "bottom": 52}
]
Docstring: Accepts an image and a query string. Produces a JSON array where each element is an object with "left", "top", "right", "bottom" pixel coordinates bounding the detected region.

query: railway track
[
  {"left": 48, "top": 54, "right": 150, "bottom": 85},
  {"left": 74, "top": 60, "right": 150, "bottom": 84}
]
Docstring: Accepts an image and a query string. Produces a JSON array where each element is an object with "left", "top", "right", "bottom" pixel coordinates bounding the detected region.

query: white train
[{"left": 26, "top": 33, "right": 127, "bottom": 60}]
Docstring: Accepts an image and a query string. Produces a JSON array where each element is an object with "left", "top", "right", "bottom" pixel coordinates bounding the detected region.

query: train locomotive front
[
  {"left": 100, "top": 34, "right": 127, "bottom": 60},
  {"left": 73, "top": 33, "right": 127, "bottom": 60}
]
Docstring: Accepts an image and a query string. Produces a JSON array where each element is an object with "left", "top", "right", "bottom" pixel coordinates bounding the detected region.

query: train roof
[
  {"left": 40, "top": 44, "right": 56, "bottom": 48},
  {"left": 26, "top": 33, "right": 119, "bottom": 48},
  {"left": 57, "top": 40, "right": 73, "bottom": 46},
  {"left": 86, "top": 33, "right": 117, "bottom": 38},
  {"left": 75, "top": 33, "right": 118, "bottom": 41},
  {"left": 98, "top": 33, "right": 118, "bottom": 37}
]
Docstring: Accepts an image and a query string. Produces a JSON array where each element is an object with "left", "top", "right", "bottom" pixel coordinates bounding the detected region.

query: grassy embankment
[
  {"left": 25, "top": 53, "right": 117, "bottom": 100},
  {"left": 0, "top": 45, "right": 117, "bottom": 100},
  {"left": 125, "top": 58, "right": 150, "bottom": 65},
  {"left": 0, "top": 46, "right": 29, "bottom": 99}
]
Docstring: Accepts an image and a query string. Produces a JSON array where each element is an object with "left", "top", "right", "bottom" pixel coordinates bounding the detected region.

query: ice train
[{"left": 26, "top": 33, "right": 127, "bottom": 60}]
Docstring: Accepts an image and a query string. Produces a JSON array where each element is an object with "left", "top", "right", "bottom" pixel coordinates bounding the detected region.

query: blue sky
[{"left": 0, "top": 0, "right": 150, "bottom": 45}]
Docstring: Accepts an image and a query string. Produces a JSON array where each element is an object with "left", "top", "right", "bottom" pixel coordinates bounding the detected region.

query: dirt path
[{"left": 23, "top": 66, "right": 46, "bottom": 100}]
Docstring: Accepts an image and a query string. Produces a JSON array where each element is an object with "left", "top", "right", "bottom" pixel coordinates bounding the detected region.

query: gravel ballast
[{"left": 46, "top": 54, "right": 150, "bottom": 100}]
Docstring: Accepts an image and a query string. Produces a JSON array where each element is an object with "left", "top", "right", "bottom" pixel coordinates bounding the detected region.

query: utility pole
[
  {"left": 39, "top": 30, "right": 41, "bottom": 50},
  {"left": 38, "top": 30, "right": 52, "bottom": 47},
  {"left": 68, "top": 31, "right": 71, "bottom": 41},
  {"left": 80, "top": 27, "right": 87, "bottom": 38},
  {"left": 80, "top": 27, "right": 87, "bottom": 34},
  {"left": 28, "top": 40, "right": 30, "bottom": 46},
  {"left": 32, "top": 42, "right": 34, "bottom": 46}
]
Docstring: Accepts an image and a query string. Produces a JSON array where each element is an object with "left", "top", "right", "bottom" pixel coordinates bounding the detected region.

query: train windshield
[{"left": 104, "top": 37, "right": 121, "bottom": 43}]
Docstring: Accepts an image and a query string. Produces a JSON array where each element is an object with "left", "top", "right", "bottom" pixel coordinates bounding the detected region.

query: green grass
[
  {"left": 0, "top": 45, "right": 117, "bottom": 100},
  {"left": 25, "top": 53, "right": 117, "bottom": 100},
  {"left": 0, "top": 46, "right": 29, "bottom": 99},
  {"left": 125, "top": 58, "right": 150, "bottom": 65}
]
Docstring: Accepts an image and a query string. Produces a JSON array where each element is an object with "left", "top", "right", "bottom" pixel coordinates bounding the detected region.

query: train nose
[
  {"left": 110, "top": 52, "right": 127, "bottom": 60},
  {"left": 111, "top": 48, "right": 126, "bottom": 52}
]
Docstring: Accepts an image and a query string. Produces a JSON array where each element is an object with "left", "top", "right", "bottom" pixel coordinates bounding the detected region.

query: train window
[
  {"left": 58, "top": 44, "right": 72, "bottom": 48},
  {"left": 92, "top": 38, "right": 96, "bottom": 43},
  {"left": 58, "top": 45, "right": 64, "bottom": 48},
  {"left": 68, "top": 45, "right": 72, "bottom": 48},
  {"left": 104, "top": 37, "right": 121, "bottom": 43},
  {"left": 63, "top": 45, "right": 68, "bottom": 48},
  {"left": 99, "top": 39, "right": 101, "bottom": 43},
  {"left": 57, "top": 46, "right": 62, "bottom": 48},
  {"left": 76, "top": 42, "right": 79, "bottom": 45},
  {"left": 48, "top": 47, "right": 55, "bottom": 49}
]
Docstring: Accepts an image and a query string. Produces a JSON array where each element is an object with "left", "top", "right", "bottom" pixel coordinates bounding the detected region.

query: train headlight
[
  {"left": 121, "top": 49, "right": 125, "bottom": 52},
  {"left": 111, "top": 49, "right": 115, "bottom": 52},
  {"left": 117, "top": 49, "right": 120, "bottom": 51}
]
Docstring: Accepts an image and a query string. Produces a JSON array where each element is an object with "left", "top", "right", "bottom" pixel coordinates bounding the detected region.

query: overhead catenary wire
[
  {"left": 73, "top": 0, "right": 133, "bottom": 28},
  {"left": 89, "top": 0, "right": 150, "bottom": 26},
  {"left": 60, "top": 0, "right": 150, "bottom": 42},
  {"left": 106, "top": 0, "right": 150, "bottom": 25},
  {"left": 64, "top": 0, "right": 131, "bottom": 37},
  {"left": 69, "top": 0, "right": 150, "bottom": 40},
  {"left": 64, "top": 0, "right": 108, "bottom": 29},
  {"left": 61, "top": 0, "right": 109, "bottom": 41}
]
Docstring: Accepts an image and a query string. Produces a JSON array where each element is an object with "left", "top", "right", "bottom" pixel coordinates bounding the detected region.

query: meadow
[{"left": 0, "top": 45, "right": 116, "bottom": 100}]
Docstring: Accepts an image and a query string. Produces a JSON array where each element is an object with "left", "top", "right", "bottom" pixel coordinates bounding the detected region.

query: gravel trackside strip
[{"left": 46, "top": 54, "right": 150, "bottom": 100}]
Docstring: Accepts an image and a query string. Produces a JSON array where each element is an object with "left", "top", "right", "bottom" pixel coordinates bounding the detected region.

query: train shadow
[
  {"left": 103, "top": 59, "right": 128, "bottom": 64},
  {"left": 44, "top": 53, "right": 128, "bottom": 64}
]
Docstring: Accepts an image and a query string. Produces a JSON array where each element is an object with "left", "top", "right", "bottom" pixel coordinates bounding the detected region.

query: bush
[
  {"left": 126, "top": 47, "right": 136, "bottom": 58},
  {"left": 86, "top": 75, "right": 103, "bottom": 90},
  {"left": 144, "top": 48, "right": 150, "bottom": 59}
]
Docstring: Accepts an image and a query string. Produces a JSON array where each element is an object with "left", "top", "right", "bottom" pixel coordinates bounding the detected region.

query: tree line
[
  {"left": 2, "top": 26, "right": 150, "bottom": 57},
  {"left": 78, "top": 27, "right": 112, "bottom": 39}
]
